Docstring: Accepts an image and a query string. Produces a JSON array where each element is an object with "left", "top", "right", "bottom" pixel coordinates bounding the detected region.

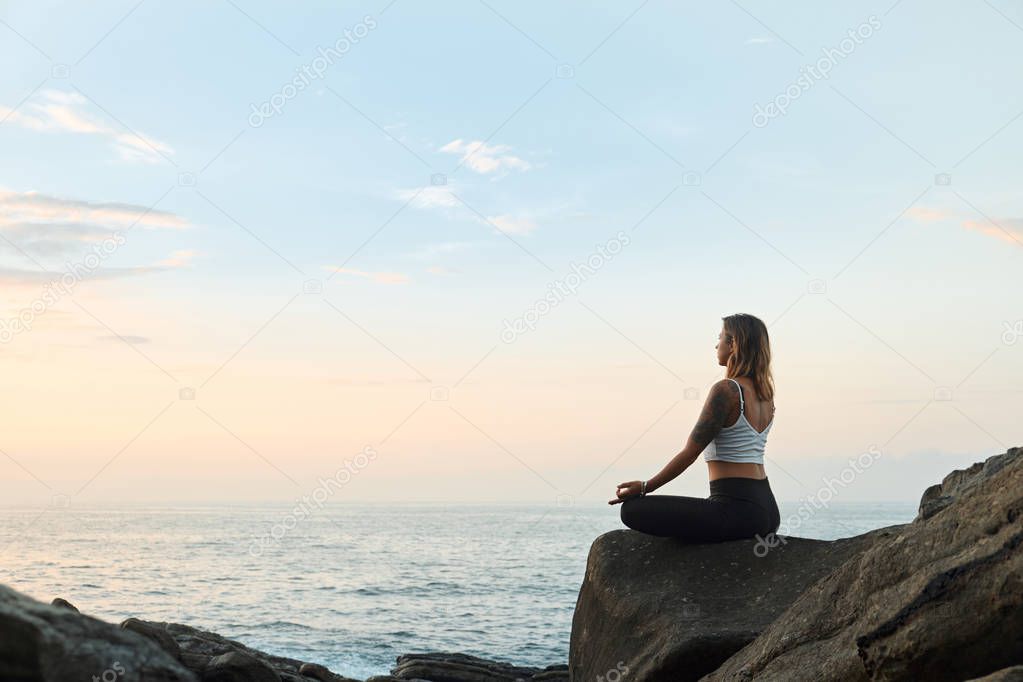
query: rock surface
[
  {"left": 391, "top": 652, "right": 568, "bottom": 681},
  {"left": 917, "top": 446, "right": 1023, "bottom": 521},
  {"left": 137, "top": 619, "right": 360, "bottom": 682},
  {"left": 0, "top": 585, "right": 566, "bottom": 682},
  {"left": 122, "top": 617, "right": 183, "bottom": 661},
  {"left": 0, "top": 585, "right": 195, "bottom": 681},
  {"left": 568, "top": 527, "right": 893, "bottom": 682},
  {"left": 967, "top": 666, "right": 1023, "bottom": 681},
  {"left": 701, "top": 446, "right": 1023, "bottom": 681}
]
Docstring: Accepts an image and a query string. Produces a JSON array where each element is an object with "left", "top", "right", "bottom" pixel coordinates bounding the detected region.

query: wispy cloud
[
  {"left": 0, "top": 189, "right": 195, "bottom": 285},
  {"left": 906, "top": 204, "right": 1023, "bottom": 247},
  {"left": 745, "top": 37, "right": 774, "bottom": 45},
  {"left": 157, "top": 250, "right": 200, "bottom": 268},
  {"left": 487, "top": 214, "right": 537, "bottom": 235},
  {"left": 324, "top": 266, "right": 409, "bottom": 284},
  {"left": 426, "top": 265, "right": 457, "bottom": 276},
  {"left": 393, "top": 186, "right": 541, "bottom": 237},
  {"left": 0, "top": 90, "right": 173, "bottom": 163},
  {"left": 0, "top": 257, "right": 198, "bottom": 287},
  {"left": 962, "top": 218, "right": 1023, "bottom": 246},
  {"left": 439, "top": 139, "right": 531, "bottom": 175},
  {"left": 0, "top": 188, "right": 190, "bottom": 259},
  {"left": 0, "top": 189, "right": 188, "bottom": 229}
]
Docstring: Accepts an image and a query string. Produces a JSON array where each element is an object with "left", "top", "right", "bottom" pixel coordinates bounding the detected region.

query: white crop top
[{"left": 703, "top": 378, "right": 773, "bottom": 464}]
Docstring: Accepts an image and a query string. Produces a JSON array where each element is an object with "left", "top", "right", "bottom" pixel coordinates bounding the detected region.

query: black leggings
[{"left": 620, "top": 477, "right": 781, "bottom": 542}]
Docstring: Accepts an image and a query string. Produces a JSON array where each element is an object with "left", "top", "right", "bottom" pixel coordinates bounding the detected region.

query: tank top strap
[{"left": 727, "top": 377, "right": 744, "bottom": 413}]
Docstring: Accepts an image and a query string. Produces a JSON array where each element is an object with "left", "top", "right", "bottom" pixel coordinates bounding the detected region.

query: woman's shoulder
[{"left": 711, "top": 377, "right": 742, "bottom": 397}]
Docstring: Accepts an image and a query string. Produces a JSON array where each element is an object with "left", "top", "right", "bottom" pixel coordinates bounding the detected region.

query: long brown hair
[{"left": 722, "top": 313, "right": 774, "bottom": 401}]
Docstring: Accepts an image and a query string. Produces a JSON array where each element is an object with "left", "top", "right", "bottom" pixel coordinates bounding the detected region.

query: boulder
[
  {"left": 392, "top": 652, "right": 568, "bottom": 681},
  {"left": 917, "top": 446, "right": 1022, "bottom": 521},
  {"left": 569, "top": 527, "right": 891, "bottom": 682},
  {"left": 122, "top": 617, "right": 183, "bottom": 661},
  {"left": 0, "top": 585, "right": 195, "bottom": 681},
  {"left": 702, "top": 446, "right": 1023, "bottom": 681},
  {"left": 142, "top": 620, "right": 360, "bottom": 681},
  {"left": 300, "top": 661, "right": 336, "bottom": 680},
  {"left": 0, "top": 588, "right": 564, "bottom": 682},
  {"left": 50, "top": 597, "right": 79, "bottom": 612},
  {"left": 967, "top": 667, "right": 1023, "bottom": 682},
  {"left": 202, "top": 650, "right": 279, "bottom": 682}
]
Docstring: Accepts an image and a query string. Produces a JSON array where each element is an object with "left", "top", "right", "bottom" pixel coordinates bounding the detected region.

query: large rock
[
  {"left": 702, "top": 446, "right": 1023, "bottom": 681},
  {"left": 392, "top": 652, "right": 569, "bottom": 681},
  {"left": 569, "top": 527, "right": 893, "bottom": 682},
  {"left": 917, "top": 446, "right": 1022, "bottom": 521},
  {"left": 202, "top": 650, "right": 279, "bottom": 682},
  {"left": 967, "top": 667, "right": 1023, "bottom": 682},
  {"left": 140, "top": 620, "right": 360, "bottom": 682},
  {"left": 0, "top": 588, "right": 565, "bottom": 682},
  {"left": 0, "top": 585, "right": 195, "bottom": 681},
  {"left": 122, "top": 617, "right": 183, "bottom": 661}
]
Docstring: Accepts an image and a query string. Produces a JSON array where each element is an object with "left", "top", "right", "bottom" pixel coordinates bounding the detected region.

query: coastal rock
[
  {"left": 0, "top": 585, "right": 195, "bottom": 681},
  {"left": 0, "top": 589, "right": 565, "bottom": 682},
  {"left": 202, "top": 650, "right": 279, "bottom": 681},
  {"left": 300, "top": 661, "right": 336, "bottom": 680},
  {"left": 702, "top": 446, "right": 1023, "bottom": 681},
  {"left": 392, "top": 652, "right": 569, "bottom": 681},
  {"left": 967, "top": 667, "right": 1023, "bottom": 681},
  {"left": 569, "top": 526, "right": 890, "bottom": 682},
  {"left": 50, "top": 596, "right": 79, "bottom": 612},
  {"left": 143, "top": 620, "right": 360, "bottom": 682},
  {"left": 917, "top": 446, "right": 1022, "bottom": 521},
  {"left": 122, "top": 617, "right": 183, "bottom": 661}
]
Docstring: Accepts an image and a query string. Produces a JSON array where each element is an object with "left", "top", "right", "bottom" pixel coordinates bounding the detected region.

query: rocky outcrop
[
  {"left": 967, "top": 667, "right": 1023, "bottom": 681},
  {"left": 0, "top": 586, "right": 195, "bottom": 681},
  {"left": 571, "top": 446, "right": 1023, "bottom": 682},
  {"left": 917, "top": 446, "right": 1022, "bottom": 521},
  {"left": 0, "top": 586, "right": 567, "bottom": 682},
  {"left": 128, "top": 619, "right": 360, "bottom": 682},
  {"left": 700, "top": 446, "right": 1023, "bottom": 681},
  {"left": 568, "top": 526, "right": 894, "bottom": 682},
  {"left": 390, "top": 652, "right": 568, "bottom": 681}
]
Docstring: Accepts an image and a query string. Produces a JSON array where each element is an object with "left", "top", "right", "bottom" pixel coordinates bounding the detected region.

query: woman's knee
[{"left": 619, "top": 497, "right": 643, "bottom": 529}]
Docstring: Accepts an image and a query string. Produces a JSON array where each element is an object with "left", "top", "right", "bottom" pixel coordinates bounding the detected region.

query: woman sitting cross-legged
[{"left": 610, "top": 313, "right": 781, "bottom": 543}]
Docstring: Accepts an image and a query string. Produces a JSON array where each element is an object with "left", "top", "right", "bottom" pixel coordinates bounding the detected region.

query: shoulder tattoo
[{"left": 690, "top": 381, "right": 736, "bottom": 447}]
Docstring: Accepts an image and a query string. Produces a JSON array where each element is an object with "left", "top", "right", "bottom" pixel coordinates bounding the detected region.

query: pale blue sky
[{"left": 0, "top": 1, "right": 1021, "bottom": 507}]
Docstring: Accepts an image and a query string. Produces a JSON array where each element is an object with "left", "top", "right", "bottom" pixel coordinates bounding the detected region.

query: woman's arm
[
  {"left": 611, "top": 380, "right": 734, "bottom": 503},
  {"left": 647, "top": 379, "right": 733, "bottom": 491}
]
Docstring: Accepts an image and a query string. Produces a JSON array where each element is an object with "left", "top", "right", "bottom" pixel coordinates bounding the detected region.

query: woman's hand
[{"left": 609, "top": 480, "right": 644, "bottom": 505}]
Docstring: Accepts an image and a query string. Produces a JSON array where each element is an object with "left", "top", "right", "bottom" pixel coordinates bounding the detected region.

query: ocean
[{"left": 1, "top": 501, "right": 917, "bottom": 679}]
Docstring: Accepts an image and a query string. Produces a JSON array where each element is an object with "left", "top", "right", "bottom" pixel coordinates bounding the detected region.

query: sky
[{"left": 0, "top": 0, "right": 1021, "bottom": 509}]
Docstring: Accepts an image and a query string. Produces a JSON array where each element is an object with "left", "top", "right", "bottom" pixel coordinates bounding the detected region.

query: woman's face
[{"left": 716, "top": 327, "right": 733, "bottom": 367}]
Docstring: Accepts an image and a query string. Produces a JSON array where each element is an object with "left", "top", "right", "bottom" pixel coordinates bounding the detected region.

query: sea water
[{"left": 0, "top": 501, "right": 915, "bottom": 679}]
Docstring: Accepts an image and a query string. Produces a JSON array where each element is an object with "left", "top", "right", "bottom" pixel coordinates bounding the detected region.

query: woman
[{"left": 609, "top": 313, "right": 781, "bottom": 542}]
